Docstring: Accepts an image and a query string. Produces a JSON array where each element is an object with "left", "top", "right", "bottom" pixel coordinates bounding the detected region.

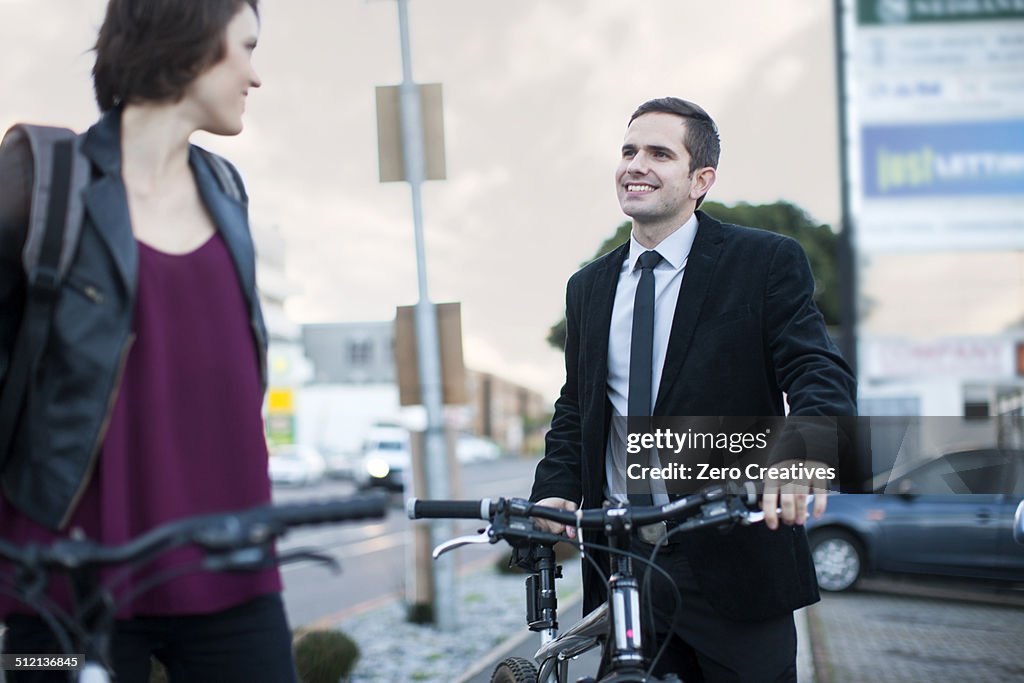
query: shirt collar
[{"left": 628, "top": 212, "right": 699, "bottom": 272}]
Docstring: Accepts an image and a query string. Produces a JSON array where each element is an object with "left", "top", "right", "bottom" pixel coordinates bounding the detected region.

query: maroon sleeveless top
[{"left": 1, "top": 233, "right": 280, "bottom": 618}]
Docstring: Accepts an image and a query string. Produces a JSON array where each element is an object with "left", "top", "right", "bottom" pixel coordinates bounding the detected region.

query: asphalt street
[{"left": 273, "top": 455, "right": 540, "bottom": 628}]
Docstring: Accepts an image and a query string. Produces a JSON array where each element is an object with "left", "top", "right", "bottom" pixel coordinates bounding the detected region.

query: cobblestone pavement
[{"left": 807, "top": 585, "right": 1024, "bottom": 683}]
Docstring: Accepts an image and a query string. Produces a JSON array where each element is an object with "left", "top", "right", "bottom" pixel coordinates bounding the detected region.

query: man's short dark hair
[
  {"left": 629, "top": 97, "right": 721, "bottom": 172},
  {"left": 92, "top": 0, "right": 260, "bottom": 112}
]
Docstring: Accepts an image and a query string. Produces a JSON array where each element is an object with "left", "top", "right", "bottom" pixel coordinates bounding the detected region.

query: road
[{"left": 272, "top": 455, "right": 540, "bottom": 628}]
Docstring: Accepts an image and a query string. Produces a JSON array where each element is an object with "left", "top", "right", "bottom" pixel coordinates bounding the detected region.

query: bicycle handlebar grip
[
  {"left": 406, "top": 498, "right": 495, "bottom": 520},
  {"left": 273, "top": 493, "right": 390, "bottom": 526}
]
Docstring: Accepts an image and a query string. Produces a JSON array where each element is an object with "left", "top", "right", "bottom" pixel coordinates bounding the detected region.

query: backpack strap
[
  {"left": 17, "top": 125, "right": 89, "bottom": 280},
  {"left": 0, "top": 125, "right": 87, "bottom": 468}
]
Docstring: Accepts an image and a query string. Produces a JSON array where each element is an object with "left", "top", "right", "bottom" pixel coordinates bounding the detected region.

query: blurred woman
[{"left": 0, "top": 1, "right": 297, "bottom": 680}]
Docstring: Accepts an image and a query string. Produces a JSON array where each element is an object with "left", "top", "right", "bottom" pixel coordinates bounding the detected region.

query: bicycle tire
[{"left": 491, "top": 656, "right": 539, "bottom": 683}]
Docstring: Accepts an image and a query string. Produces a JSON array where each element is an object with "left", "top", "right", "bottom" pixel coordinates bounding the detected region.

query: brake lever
[
  {"left": 743, "top": 510, "right": 766, "bottom": 525},
  {"left": 740, "top": 495, "right": 815, "bottom": 526},
  {"left": 203, "top": 546, "right": 340, "bottom": 573},
  {"left": 432, "top": 525, "right": 494, "bottom": 559},
  {"left": 277, "top": 549, "right": 340, "bottom": 573}
]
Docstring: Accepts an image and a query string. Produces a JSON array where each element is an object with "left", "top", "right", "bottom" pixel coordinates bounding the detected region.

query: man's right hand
[{"left": 532, "top": 497, "right": 578, "bottom": 539}]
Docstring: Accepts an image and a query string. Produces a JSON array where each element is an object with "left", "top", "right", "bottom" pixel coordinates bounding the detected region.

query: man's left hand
[{"left": 761, "top": 459, "right": 831, "bottom": 530}]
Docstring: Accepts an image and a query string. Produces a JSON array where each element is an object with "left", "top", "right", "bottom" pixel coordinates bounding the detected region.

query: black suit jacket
[{"left": 532, "top": 211, "right": 857, "bottom": 621}]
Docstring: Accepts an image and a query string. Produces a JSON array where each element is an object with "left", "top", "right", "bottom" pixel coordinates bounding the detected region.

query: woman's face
[{"left": 183, "top": 4, "right": 261, "bottom": 135}]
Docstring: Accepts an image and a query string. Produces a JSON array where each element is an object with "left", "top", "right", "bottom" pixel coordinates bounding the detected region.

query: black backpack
[{"left": 0, "top": 124, "right": 88, "bottom": 470}]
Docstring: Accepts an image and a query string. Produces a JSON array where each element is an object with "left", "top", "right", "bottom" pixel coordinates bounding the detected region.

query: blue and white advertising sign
[
  {"left": 843, "top": 1, "right": 1024, "bottom": 250},
  {"left": 861, "top": 120, "right": 1024, "bottom": 198}
]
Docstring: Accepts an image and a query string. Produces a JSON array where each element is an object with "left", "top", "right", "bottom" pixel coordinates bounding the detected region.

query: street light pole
[
  {"left": 394, "top": 0, "right": 456, "bottom": 630},
  {"left": 833, "top": 0, "right": 858, "bottom": 378}
]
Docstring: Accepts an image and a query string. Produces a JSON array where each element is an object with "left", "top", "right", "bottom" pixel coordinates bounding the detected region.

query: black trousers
[
  {"left": 2, "top": 593, "right": 298, "bottom": 683},
  {"left": 620, "top": 539, "right": 798, "bottom": 683}
]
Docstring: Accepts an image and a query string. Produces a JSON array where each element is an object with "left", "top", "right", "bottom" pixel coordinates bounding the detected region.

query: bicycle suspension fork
[{"left": 607, "top": 535, "right": 644, "bottom": 669}]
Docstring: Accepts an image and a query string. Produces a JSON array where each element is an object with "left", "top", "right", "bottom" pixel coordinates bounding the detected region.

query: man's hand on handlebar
[
  {"left": 532, "top": 497, "right": 578, "bottom": 539},
  {"left": 761, "top": 459, "right": 830, "bottom": 530}
]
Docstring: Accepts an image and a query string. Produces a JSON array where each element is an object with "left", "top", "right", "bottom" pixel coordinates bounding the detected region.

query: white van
[{"left": 354, "top": 424, "right": 410, "bottom": 491}]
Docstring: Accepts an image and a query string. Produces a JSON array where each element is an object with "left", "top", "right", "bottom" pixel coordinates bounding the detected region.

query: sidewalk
[{"left": 806, "top": 579, "right": 1024, "bottom": 683}]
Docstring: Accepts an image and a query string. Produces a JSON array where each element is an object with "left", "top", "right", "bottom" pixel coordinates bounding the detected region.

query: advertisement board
[{"left": 845, "top": 0, "right": 1024, "bottom": 250}]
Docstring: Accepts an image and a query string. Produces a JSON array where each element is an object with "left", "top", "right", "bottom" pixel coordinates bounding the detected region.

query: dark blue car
[{"left": 805, "top": 448, "right": 1024, "bottom": 591}]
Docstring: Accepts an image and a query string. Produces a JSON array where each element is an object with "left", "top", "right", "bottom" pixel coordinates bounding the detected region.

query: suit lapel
[
  {"left": 587, "top": 242, "right": 629, "bottom": 389},
  {"left": 654, "top": 212, "right": 725, "bottom": 413}
]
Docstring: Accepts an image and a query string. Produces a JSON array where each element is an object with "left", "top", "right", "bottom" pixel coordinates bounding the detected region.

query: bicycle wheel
[{"left": 491, "top": 656, "right": 539, "bottom": 683}]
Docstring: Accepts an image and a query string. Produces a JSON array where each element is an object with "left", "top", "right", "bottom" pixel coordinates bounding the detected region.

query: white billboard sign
[{"left": 843, "top": 1, "right": 1024, "bottom": 251}]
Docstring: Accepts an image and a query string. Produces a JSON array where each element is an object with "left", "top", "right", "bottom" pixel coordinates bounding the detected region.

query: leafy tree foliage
[{"left": 546, "top": 200, "right": 839, "bottom": 350}]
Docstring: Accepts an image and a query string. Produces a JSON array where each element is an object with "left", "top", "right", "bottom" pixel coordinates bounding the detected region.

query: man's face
[
  {"left": 182, "top": 5, "right": 262, "bottom": 136},
  {"left": 615, "top": 112, "right": 705, "bottom": 229}
]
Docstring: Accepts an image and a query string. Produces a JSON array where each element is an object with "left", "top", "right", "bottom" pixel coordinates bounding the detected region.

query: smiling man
[{"left": 530, "top": 97, "right": 857, "bottom": 681}]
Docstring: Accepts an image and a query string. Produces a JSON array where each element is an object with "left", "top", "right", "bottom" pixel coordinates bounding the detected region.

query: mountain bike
[
  {"left": 408, "top": 483, "right": 781, "bottom": 683},
  {"left": 0, "top": 493, "right": 389, "bottom": 682}
]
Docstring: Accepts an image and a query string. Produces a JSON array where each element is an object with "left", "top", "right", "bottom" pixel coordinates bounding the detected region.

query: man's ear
[{"left": 690, "top": 167, "right": 716, "bottom": 201}]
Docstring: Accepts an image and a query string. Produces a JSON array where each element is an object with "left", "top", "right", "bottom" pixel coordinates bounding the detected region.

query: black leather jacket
[{"left": 0, "top": 109, "right": 268, "bottom": 530}]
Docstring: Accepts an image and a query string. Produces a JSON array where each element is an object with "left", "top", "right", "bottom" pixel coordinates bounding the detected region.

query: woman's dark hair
[{"left": 92, "top": 0, "right": 259, "bottom": 111}]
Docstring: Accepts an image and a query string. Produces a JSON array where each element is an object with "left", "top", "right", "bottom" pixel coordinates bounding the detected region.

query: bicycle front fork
[{"left": 608, "top": 572, "right": 644, "bottom": 668}]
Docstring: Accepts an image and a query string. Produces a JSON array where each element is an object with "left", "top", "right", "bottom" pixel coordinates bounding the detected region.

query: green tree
[{"left": 546, "top": 200, "right": 839, "bottom": 350}]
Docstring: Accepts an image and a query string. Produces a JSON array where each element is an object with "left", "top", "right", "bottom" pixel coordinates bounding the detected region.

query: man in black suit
[{"left": 531, "top": 97, "right": 857, "bottom": 681}]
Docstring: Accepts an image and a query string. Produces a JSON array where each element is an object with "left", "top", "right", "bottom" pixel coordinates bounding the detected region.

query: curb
[
  {"left": 795, "top": 605, "right": 816, "bottom": 683},
  {"left": 804, "top": 604, "right": 832, "bottom": 683}
]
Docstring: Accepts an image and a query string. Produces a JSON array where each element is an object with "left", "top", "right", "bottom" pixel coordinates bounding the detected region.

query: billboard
[{"left": 844, "top": 0, "right": 1024, "bottom": 250}]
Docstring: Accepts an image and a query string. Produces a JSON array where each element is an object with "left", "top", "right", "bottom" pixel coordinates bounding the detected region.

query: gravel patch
[{"left": 339, "top": 561, "right": 582, "bottom": 683}]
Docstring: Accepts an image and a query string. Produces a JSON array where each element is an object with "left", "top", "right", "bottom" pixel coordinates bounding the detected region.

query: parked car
[
  {"left": 1016, "top": 499, "right": 1024, "bottom": 545},
  {"left": 322, "top": 448, "right": 357, "bottom": 480},
  {"left": 805, "top": 448, "right": 1024, "bottom": 591},
  {"left": 268, "top": 445, "right": 327, "bottom": 487},
  {"left": 456, "top": 434, "right": 502, "bottom": 463},
  {"left": 354, "top": 425, "right": 410, "bottom": 492}
]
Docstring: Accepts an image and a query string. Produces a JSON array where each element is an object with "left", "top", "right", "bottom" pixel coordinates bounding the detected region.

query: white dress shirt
[{"left": 605, "top": 213, "right": 699, "bottom": 504}]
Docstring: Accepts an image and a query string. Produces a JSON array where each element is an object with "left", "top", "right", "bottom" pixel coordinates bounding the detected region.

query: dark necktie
[{"left": 628, "top": 250, "right": 663, "bottom": 505}]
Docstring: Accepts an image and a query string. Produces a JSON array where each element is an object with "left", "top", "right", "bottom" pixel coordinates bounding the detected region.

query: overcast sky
[{"left": 0, "top": 0, "right": 871, "bottom": 401}]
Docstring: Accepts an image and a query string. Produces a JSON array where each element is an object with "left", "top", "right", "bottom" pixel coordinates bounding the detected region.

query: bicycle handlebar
[
  {"left": 0, "top": 493, "right": 390, "bottom": 573},
  {"left": 405, "top": 498, "right": 499, "bottom": 521},
  {"left": 407, "top": 482, "right": 761, "bottom": 527}
]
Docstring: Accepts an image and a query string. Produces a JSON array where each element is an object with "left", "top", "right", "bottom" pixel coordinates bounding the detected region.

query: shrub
[{"left": 293, "top": 629, "right": 360, "bottom": 683}]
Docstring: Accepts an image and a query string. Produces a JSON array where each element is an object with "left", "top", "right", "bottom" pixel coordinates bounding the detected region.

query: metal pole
[
  {"left": 834, "top": 0, "right": 858, "bottom": 378},
  {"left": 395, "top": 0, "right": 455, "bottom": 630}
]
